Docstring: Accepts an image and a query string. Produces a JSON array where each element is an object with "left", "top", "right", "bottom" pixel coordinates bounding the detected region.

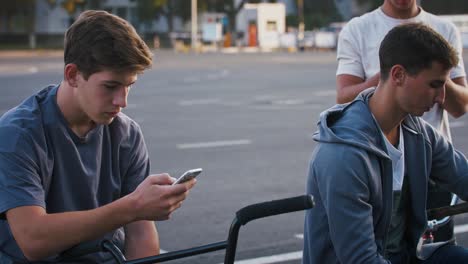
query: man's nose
[
  {"left": 435, "top": 86, "right": 446, "bottom": 105},
  {"left": 113, "top": 87, "right": 128, "bottom": 108}
]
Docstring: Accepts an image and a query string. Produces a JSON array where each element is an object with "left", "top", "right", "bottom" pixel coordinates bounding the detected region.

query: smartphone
[{"left": 172, "top": 168, "right": 202, "bottom": 185}]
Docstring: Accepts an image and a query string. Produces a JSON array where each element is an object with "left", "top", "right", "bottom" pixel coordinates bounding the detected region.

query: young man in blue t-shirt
[{"left": 0, "top": 10, "right": 196, "bottom": 263}]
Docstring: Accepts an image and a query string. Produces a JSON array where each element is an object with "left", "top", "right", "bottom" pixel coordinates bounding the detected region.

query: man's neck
[
  {"left": 381, "top": 2, "right": 420, "bottom": 19},
  {"left": 56, "top": 82, "right": 96, "bottom": 137},
  {"left": 368, "top": 86, "right": 405, "bottom": 145}
]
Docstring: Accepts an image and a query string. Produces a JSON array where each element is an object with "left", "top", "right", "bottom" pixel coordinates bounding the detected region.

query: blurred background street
[
  {"left": 2, "top": 50, "right": 468, "bottom": 263},
  {"left": 2, "top": 0, "right": 468, "bottom": 263}
]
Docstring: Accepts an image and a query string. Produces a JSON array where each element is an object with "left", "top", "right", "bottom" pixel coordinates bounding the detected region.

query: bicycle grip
[
  {"left": 235, "top": 195, "right": 314, "bottom": 226},
  {"left": 60, "top": 239, "right": 104, "bottom": 259}
]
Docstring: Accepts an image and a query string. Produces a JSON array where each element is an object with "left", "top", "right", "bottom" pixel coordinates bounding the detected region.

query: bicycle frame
[
  {"left": 427, "top": 194, "right": 459, "bottom": 232},
  {"left": 62, "top": 195, "right": 315, "bottom": 264}
]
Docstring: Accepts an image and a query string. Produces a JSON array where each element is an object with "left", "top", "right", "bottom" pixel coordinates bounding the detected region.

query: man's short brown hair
[
  {"left": 64, "top": 10, "right": 152, "bottom": 79},
  {"left": 379, "top": 23, "right": 459, "bottom": 81}
]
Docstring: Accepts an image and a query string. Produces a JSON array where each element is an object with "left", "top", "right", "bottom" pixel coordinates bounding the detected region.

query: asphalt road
[{"left": 1, "top": 50, "right": 468, "bottom": 264}]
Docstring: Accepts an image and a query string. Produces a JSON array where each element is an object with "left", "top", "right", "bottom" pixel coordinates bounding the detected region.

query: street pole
[
  {"left": 298, "top": 0, "right": 304, "bottom": 43},
  {"left": 191, "top": 0, "right": 198, "bottom": 51}
]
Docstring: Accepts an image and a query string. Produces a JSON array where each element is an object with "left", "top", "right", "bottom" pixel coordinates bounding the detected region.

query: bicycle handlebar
[
  {"left": 60, "top": 194, "right": 314, "bottom": 263},
  {"left": 427, "top": 202, "right": 468, "bottom": 220},
  {"left": 236, "top": 195, "right": 315, "bottom": 225}
]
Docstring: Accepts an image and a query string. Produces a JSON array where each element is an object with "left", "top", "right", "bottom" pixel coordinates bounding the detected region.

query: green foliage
[
  {"left": 136, "top": 0, "right": 167, "bottom": 23},
  {"left": 303, "top": 0, "right": 343, "bottom": 29},
  {"left": 1, "top": 0, "right": 36, "bottom": 31},
  {"left": 286, "top": 14, "right": 299, "bottom": 28},
  {"left": 355, "top": 0, "right": 381, "bottom": 9},
  {"left": 421, "top": 0, "right": 468, "bottom": 14}
]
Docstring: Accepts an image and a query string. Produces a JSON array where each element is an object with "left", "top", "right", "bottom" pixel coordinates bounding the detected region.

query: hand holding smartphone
[{"left": 172, "top": 168, "right": 202, "bottom": 185}]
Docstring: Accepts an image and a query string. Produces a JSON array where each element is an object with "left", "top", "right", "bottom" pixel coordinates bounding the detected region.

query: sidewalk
[{"left": 0, "top": 49, "right": 63, "bottom": 59}]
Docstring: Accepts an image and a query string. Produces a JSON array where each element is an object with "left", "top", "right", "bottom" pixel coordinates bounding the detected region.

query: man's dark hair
[
  {"left": 379, "top": 23, "right": 458, "bottom": 80},
  {"left": 64, "top": 10, "right": 152, "bottom": 79}
]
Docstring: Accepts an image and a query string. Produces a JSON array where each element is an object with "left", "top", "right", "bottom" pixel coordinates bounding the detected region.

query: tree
[
  {"left": 2, "top": 0, "right": 36, "bottom": 48},
  {"left": 421, "top": 0, "right": 468, "bottom": 15},
  {"left": 2, "top": 0, "right": 35, "bottom": 31},
  {"left": 304, "top": 0, "right": 342, "bottom": 29},
  {"left": 136, "top": 0, "right": 194, "bottom": 33}
]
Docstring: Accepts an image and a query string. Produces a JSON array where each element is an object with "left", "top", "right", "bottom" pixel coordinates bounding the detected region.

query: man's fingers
[{"left": 145, "top": 173, "right": 173, "bottom": 185}]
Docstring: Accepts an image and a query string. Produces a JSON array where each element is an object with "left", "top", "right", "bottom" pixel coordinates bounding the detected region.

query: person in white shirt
[{"left": 335, "top": 0, "right": 468, "bottom": 242}]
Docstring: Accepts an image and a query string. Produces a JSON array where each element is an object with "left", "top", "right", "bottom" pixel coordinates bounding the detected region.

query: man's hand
[
  {"left": 5, "top": 173, "right": 196, "bottom": 261},
  {"left": 128, "top": 173, "right": 196, "bottom": 221},
  {"left": 336, "top": 73, "right": 380, "bottom": 104}
]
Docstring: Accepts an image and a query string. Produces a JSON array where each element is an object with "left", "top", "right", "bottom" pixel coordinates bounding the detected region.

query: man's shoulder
[
  {"left": 421, "top": 10, "right": 458, "bottom": 34},
  {"left": 0, "top": 85, "right": 56, "bottom": 151},
  {"left": 0, "top": 86, "right": 55, "bottom": 126},
  {"left": 343, "top": 8, "right": 381, "bottom": 32}
]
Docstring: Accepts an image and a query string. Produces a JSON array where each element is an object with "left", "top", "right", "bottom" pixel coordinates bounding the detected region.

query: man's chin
[
  {"left": 95, "top": 117, "right": 115, "bottom": 125},
  {"left": 413, "top": 109, "right": 429, "bottom": 117}
]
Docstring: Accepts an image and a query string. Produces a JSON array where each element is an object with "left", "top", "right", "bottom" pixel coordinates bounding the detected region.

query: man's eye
[
  {"left": 430, "top": 82, "right": 444, "bottom": 89},
  {"left": 104, "top": 85, "right": 118, "bottom": 90}
]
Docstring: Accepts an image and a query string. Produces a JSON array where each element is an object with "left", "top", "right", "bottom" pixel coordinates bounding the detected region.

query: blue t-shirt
[{"left": 0, "top": 85, "right": 150, "bottom": 263}]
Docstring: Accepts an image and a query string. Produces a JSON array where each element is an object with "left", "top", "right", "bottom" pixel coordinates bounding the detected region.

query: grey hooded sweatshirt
[{"left": 303, "top": 88, "right": 468, "bottom": 264}]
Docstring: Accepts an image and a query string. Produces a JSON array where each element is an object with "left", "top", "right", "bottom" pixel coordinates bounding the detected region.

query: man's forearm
[
  {"left": 443, "top": 77, "right": 468, "bottom": 118},
  {"left": 336, "top": 73, "right": 380, "bottom": 104},
  {"left": 124, "top": 221, "right": 159, "bottom": 260},
  {"left": 7, "top": 195, "right": 136, "bottom": 261}
]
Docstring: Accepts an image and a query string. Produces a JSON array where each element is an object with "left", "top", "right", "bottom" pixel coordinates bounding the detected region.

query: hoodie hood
[{"left": 313, "top": 88, "right": 390, "bottom": 159}]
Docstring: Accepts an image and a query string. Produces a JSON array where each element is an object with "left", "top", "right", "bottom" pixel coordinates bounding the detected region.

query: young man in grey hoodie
[{"left": 303, "top": 23, "right": 468, "bottom": 264}]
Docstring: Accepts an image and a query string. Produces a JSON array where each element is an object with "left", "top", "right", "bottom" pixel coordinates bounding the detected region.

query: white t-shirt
[
  {"left": 383, "top": 126, "right": 405, "bottom": 191},
  {"left": 337, "top": 7, "right": 466, "bottom": 141}
]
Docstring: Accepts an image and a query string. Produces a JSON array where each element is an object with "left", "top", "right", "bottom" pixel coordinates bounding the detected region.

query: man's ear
[
  {"left": 64, "top": 64, "right": 80, "bottom": 87},
  {"left": 390, "top": 65, "right": 406, "bottom": 86}
]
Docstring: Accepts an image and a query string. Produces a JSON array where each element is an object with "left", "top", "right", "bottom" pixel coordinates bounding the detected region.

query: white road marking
[
  {"left": 177, "top": 140, "right": 251, "bottom": 149},
  {"left": 28, "top": 67, "right": 38, "bottom": 73},
  {"left": 314, "top": 90, "right": 336, "bottom": 97},
  {"left": 182, "top": 70, "right": 230, "bottom": 83},
  {"left": 160, "top": 249, "right": 167, "bottom": 253},
  {"left": 455, "top": 224, "right": 468, "bottom": 234},
  {"left": 217, "top": 251, "right": 302, "bottom": 264},
  {"left": 450, "top": 121, "right": 467, "bottom": 128},
  {"left": 178, "top": 99, "right": 221, "bottom": 106}
]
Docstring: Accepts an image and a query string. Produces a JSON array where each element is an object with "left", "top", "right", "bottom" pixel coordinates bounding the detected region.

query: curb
[{"left": 0, "top": 50, "right": 63, "bottom": 58}]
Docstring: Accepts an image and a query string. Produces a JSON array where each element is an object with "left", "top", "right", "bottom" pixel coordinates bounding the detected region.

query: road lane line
[
  {"left": 450, "top": 121, "right": 467, "bottom": 128},
  {"left": 178, "top": 99, "right": 220, "bottom": 106},
  {"left": 217, "top": 251, "right": 302, "bottom": 264},
  {"left": 455, "top": 224, "right": 468, "bottom": 234},
  {"left": 177, "top": 139, "right": 251, "bottom": 149}
]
